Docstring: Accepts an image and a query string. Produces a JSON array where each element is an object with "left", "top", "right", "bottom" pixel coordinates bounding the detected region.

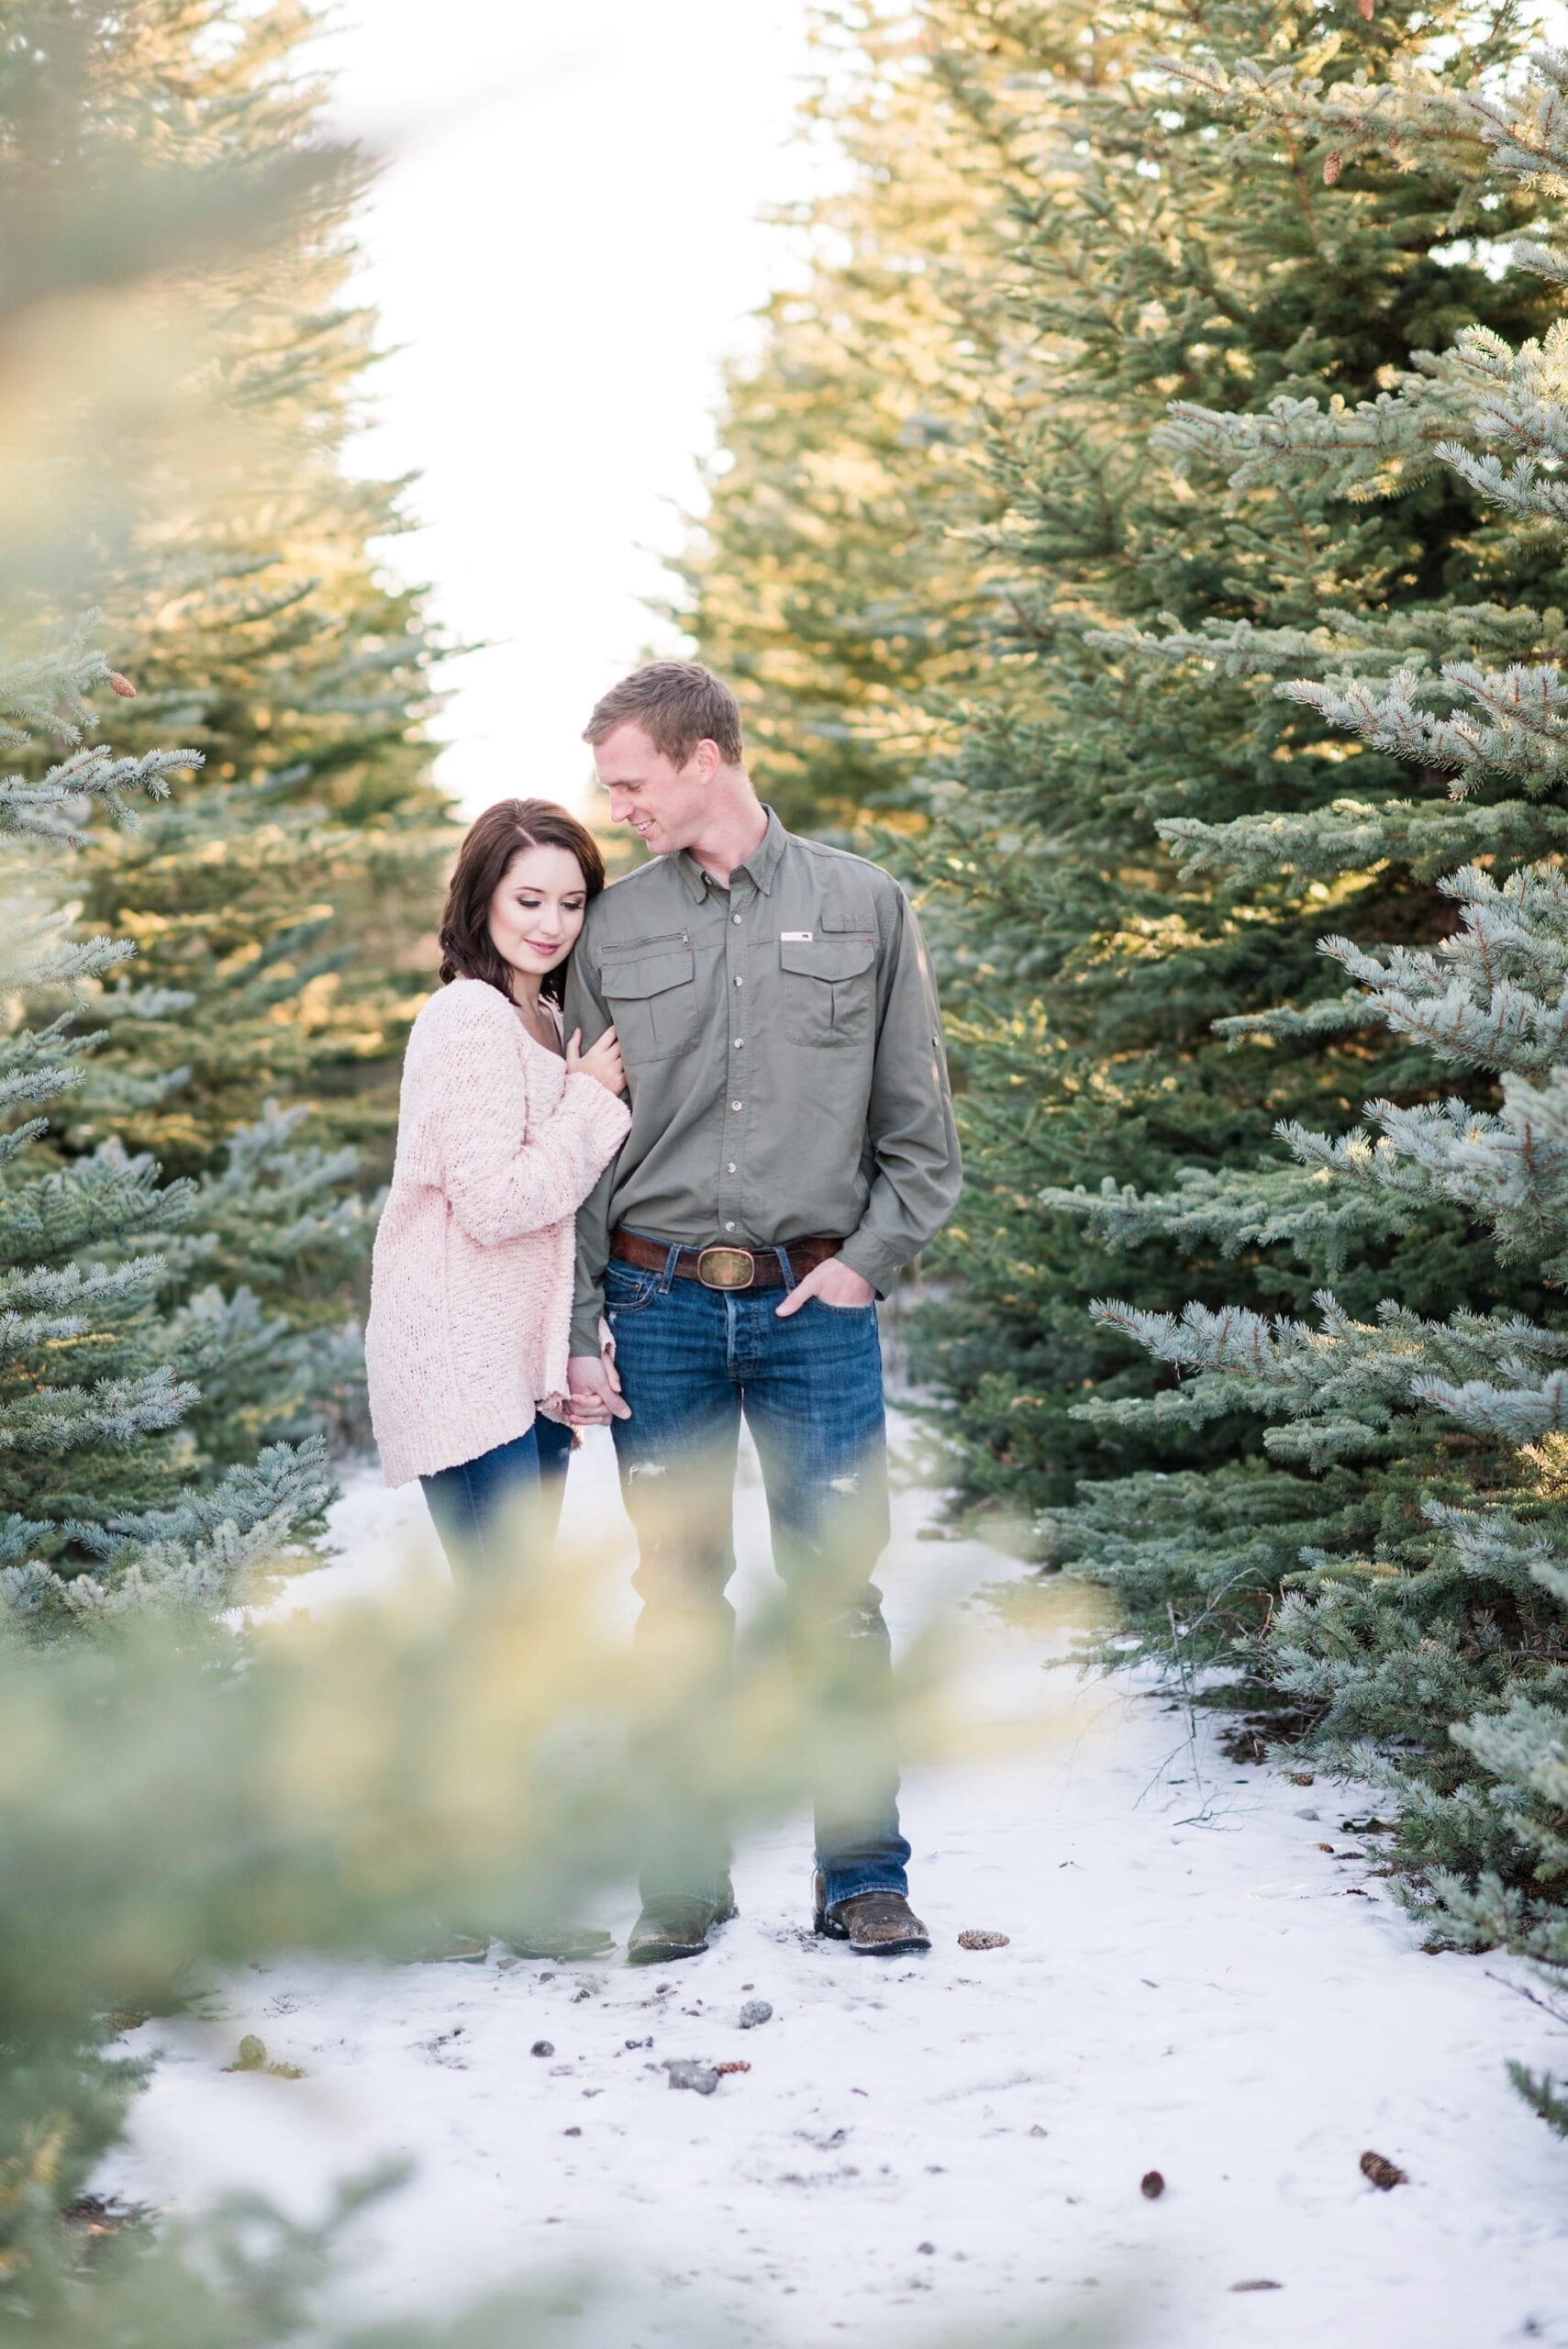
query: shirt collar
[
  {"left": 675, "top": 849, "right": 710, "bottom": 904},
  {"left": 739, "top": 807, "right": 787, "bottom": 896},
  {"left": 676, "top": 806, "right": 787, "bottom": 900}
]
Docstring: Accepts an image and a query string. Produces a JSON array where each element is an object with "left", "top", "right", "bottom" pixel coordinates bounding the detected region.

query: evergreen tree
[
  {"left": 1, "top": 2, "right": 454, "bottom": 1408},
  {"left": 0, "top": 1548, "right": 981, "bottom": 2341},
  {"left": 682, "top": 5, "right": 1018, "bottom": 832},
  {"left": 1034, "top": 42, "right": 1568, "bottom": 2070},
  {"left": 868, "top": 0, "right": 1557, "bottom": 1547},
  {"left": 0, "top": 10, "right": 377, "bottom": 1580},
  {"left": 1, "top": 629, "right": 331, "bottom": 1627},
  {"left": 1060, "top": 862, "right": 1568, "bottom": 1953}
]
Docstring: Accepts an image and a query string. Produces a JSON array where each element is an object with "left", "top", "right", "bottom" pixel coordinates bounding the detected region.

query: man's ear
[{"left": 692, "top": 738, "right": 721, "bottom": 785}]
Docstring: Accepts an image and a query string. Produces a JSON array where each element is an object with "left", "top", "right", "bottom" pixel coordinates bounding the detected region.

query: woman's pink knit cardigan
[{"left": 366, "top": 977, "right": 630, "bottom": 1487}]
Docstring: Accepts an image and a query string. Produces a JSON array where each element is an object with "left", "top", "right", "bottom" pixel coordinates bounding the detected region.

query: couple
[{"left": 366, "top": 662, "right": 962, "bottom": 1966}]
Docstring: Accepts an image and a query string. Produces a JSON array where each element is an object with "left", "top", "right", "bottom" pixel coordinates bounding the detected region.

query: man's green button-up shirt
[{"left": 562, "top": 808, "right": 962, "bottom": 1354}]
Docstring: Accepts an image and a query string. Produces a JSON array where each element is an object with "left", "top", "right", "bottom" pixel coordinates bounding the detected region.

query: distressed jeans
[
  {"left": 420, "top": 1415, "right": 574, "bottom": 1581},
  {"left": 605, "top": 1238, "right": 911, "bottom": 1914}
]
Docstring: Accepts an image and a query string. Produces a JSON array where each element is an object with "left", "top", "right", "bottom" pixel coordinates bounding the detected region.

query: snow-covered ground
[{"left": 103, "top": 1405, "right": 1568, "bottom": 2347}]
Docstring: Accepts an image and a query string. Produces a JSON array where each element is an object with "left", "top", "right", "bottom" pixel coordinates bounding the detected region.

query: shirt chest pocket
[
  {"left": 600, "top": 941, "right": 698, "bottom": 1063},
  {"left": 779, "top": 933, "right": 876, "bottom": 1048}
]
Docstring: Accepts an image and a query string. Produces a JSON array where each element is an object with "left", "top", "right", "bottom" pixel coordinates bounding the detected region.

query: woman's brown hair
[{"left": 438, "top": 798, "right": 606, "bottom": 1008}]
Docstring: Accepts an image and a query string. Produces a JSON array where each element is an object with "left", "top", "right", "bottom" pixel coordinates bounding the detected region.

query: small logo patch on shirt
[{"left": 780, "top": 930, "right": 814, "bottom": 942}]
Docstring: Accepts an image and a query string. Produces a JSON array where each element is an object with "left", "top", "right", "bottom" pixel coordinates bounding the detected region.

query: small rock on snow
[
  {"left": 739, "top": 2000, "right": 773, "bottom": 2029},
  {"left": 1231, "top": 2280, "right": 1284, "bottom": 2292},
  {"left": 666, "top": 2061, "right": 719, "bottom": 2096},
  {"left": 1140, "top": 2170, "right": 1165, "bottom": 2199},
  {"left": 530, "top": 2041, "right": 554, "bottom": 2059},
  {"left": 957, "top": 1930, "right": 1009, "bottom": 1951}
]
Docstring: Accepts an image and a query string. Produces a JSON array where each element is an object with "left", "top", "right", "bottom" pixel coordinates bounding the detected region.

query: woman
[{"left": 366, "top": 798, "right": 629, "bottom": 1575}]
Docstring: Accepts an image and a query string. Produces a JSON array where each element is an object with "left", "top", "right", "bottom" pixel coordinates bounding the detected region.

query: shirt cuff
[
  {"left": 837, "top": 1230, "right": 906, "bottom": 1297},
  {"left": 569, "top": 1300, "right": 606, "bottom": 1357}
]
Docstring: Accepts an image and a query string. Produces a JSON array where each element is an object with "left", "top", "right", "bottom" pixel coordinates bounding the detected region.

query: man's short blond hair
[{"left": 583, "top": 661, "right": 744, "bottom": 769}]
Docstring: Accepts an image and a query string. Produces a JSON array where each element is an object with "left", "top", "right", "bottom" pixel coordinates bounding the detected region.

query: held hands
[
  {"left": 567, "top": 1352, "right": 630, "bottom": 1425},
  {"left": 774, "top": 1257, "right": 876, "bottom": 1318},
  {"left": 567, "top": 1025, "right": 626, "bottom": 1097}
]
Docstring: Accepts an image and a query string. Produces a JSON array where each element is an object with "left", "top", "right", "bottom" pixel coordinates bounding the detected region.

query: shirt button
[
  {"left": 733, "top": 974, "right": 743, "bottom": 986},
  {"left": 733, "top": 1038, "right": 744, "bottom": 1049},
  {"left": 727, "top": 1161, "right": 737, "bottom": 1174},
  {"left": 732, "top": 914, "right": 742, "bottom": 925},
  {"left": 725, "top": 1221, "right": 736, "bottom": 1232},
  {"left": 730, "top": 1100, "right": 742, "bottom": 1112}
]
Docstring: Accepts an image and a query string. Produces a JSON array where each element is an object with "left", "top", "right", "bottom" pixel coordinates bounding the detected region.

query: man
[{"left": 564, "top": 661, "right": 961, "bottom": 1965}]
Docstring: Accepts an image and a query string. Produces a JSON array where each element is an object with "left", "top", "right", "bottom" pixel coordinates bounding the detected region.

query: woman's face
[{"left": 487, "top": 843, "right": 590, "bottom": 990}]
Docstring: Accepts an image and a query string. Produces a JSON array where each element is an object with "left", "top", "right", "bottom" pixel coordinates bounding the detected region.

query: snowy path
[{"left": 105, "top": 1406, "right": 1568, "bottom": 2347}]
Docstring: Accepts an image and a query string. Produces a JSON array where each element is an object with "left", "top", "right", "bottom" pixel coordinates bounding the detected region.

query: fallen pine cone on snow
[
  {"left": 957, "top": 1929, "right": 1009, "bottom": 1951},
  {"left": 1360, "top": 2150, "right": 1407, "bottom": 2190},
  {"left": 223, "top": 2033, "right": 304, "bottom": 2078}
]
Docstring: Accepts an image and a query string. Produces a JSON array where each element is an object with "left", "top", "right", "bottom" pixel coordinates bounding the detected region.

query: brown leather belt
[{"left": 609, "top": 1229, "right": 842, "bottom": 1292}]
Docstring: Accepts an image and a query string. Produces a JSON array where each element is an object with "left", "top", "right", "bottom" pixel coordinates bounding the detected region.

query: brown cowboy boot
[
  {"left": 812, "top": 1869, "right": 930, "bottom": 1956},
  {"left": 627, "top": 1873, "right": 737, "bottom": 1966}
]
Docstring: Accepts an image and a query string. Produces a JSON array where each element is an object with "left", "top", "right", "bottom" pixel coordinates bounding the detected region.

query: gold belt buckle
[{"left": 696, "top": 1244, "right": 756, "bottom": 1290}]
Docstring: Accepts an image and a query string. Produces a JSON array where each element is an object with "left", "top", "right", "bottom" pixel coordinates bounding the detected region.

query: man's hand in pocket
[{"left": 774, "top": 1259, "right": 876, "bottom": 1319}]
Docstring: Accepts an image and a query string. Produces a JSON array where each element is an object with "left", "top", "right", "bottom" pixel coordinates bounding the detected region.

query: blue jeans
[
  {"left": 420, "top": 1416, "right": 574, "bottom": 1580},
  {"left": 605, "top": 1240, "right": 911, "bottom": 1913}
]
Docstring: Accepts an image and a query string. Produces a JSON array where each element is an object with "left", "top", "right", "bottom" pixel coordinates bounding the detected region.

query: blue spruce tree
[
  {"left": 1044, "top": 42, "right": 1568, "bottom": 2115},
  {"left": 1, "top": 628, "right": 329, "bottom": 1629}
]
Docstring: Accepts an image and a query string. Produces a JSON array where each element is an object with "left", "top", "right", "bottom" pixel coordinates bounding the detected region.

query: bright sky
[{"left": 319, "top": 2, "right": 838, "bottom": 815}]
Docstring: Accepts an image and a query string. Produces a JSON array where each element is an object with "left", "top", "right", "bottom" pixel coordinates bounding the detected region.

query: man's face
[{"left": 593, "top": 722, "right": 714, "bottom": 856}]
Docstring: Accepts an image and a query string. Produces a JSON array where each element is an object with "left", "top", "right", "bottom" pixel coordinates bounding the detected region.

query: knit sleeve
[{"left": 407, "top": 985, "right": 631, "bottom": 1247}]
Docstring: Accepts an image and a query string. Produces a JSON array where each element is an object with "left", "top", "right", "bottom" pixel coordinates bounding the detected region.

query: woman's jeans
[
  {"left": 420, "top": 1415, "right": 573, "bottom": 1580},
  {"left": 604, "top": 1241, "right": 911, "bottom": 1916}
]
